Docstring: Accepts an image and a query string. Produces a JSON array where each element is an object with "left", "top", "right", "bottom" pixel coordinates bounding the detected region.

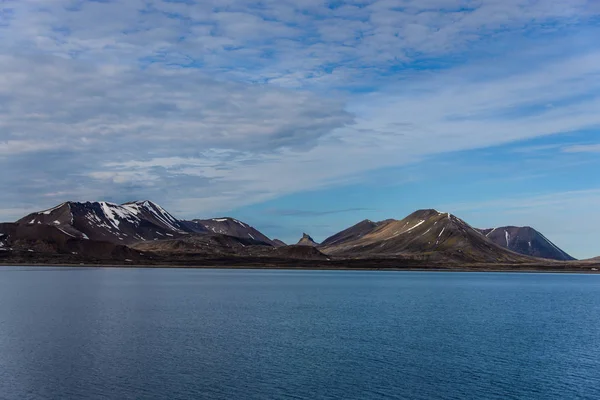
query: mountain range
[{"left": 0, "top": 200, "right": 587, "bottom": 269}]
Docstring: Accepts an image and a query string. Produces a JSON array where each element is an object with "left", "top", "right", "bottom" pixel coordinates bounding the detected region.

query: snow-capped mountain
[
  {"left": 17, "top": 201, "right": 189, "bottom": 244},
  {"left": 15, "top": 201, "right": 278, "bottom": 247},
  {"left": 478, "top": 226, "right": 575, "bottom": 261}
]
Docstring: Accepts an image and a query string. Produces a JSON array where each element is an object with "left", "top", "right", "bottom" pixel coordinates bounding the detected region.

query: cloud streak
[
  {"left": 562, "top": 144, "right": 600, "bottom": 153},
  {"left": 264, "top": 208, "right": 373, "bottom": 217}
]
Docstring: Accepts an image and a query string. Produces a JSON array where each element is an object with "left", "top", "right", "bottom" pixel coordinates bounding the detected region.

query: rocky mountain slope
[
  {"left": 478, "top": 226, "right": 575, "bottom": 261},
  {"left": 0, "top": 222, "right": 141, "bottom": 260},
  {"left": 319, "top": 210, "right": 533, "bottom": 263},
  {"left": 320, "top": 219, "right": 381, "bottom": 247},
  {"left": 296, "top": 233, "right": 319, "bottom": 246},
  {"left": 272, "top": 239, "right": 287, "bottom": 247}
]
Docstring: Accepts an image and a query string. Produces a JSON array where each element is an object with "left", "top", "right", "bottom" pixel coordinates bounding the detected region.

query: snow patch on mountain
[{"left": 405, "top": 220, "right": 425, "bottom": 233}]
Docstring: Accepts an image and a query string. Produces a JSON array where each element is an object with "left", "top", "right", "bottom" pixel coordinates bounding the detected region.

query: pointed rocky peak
[{"left": 297, "top": 233, "right": 319, "bottom": 247}]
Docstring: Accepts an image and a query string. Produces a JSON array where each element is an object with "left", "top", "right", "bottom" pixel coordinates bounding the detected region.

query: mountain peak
[
  {"left": 408, "top": 209, "right": 451, "bottom": 220},
  {"left": 297, "top": 233, "right": 319, "bottom": 247},
  {"left": 126, "top": 200, "right": 156, "bottom": 207}
]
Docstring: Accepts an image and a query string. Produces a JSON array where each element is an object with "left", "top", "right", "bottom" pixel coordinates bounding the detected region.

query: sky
[{"left": 0, "top": 0, "right": 599, "bottom": 258}]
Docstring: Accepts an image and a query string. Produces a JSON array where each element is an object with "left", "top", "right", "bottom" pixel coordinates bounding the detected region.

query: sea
[{"left": 0, "top": 267, "right": 599, "bottom": 399}]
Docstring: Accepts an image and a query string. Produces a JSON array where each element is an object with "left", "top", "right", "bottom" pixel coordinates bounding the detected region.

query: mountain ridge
[
  {"left": 16, "top": 201, "right": 278, "bottom": 247},
  {"left": 319, "top": 209, "right": 534, "bottom": 263},
  {"left": 1, "top": 201, "right": 577, "bottom": 265}
]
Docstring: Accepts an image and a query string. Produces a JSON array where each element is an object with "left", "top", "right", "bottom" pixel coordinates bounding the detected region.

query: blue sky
[{"left": 1, "top": 0, "right": 599, "bottom": 258}]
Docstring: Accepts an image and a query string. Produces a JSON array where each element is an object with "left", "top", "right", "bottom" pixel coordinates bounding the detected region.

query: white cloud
[
  {"left": 0, "top": 0, "right": 599, "bottom": 233},
  {"left": 1, "top": 47, "right": 599, "bottom": 218},
  {"left": 3, "top": 0, "right": 597, "bottom": 86},
  {"left": 0, "top": 53, "right": 352, "bottom": 151},
  {"left": 0, "top": 140, "right": 64, "bottom": 156},
  {"left": 562, "top": 144, "right": 600, "bottom": 153}
]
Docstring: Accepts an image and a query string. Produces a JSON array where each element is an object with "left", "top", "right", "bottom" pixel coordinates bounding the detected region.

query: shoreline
[{"left": 2, "top": 262, "right": 599, "bottom": 274}]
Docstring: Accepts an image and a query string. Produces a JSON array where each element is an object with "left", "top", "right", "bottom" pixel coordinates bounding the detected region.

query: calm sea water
[{"left": 0, "top": 267, "right": 599, "bottom": 400}]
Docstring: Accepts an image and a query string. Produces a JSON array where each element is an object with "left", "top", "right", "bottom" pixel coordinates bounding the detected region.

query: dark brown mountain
[
  {"left": 478, "top": 226, "right": 575, "bottom": 261},
  {"left": 320, "top": 209, "right": 532, "bottom": 263},
  {"left": 296, "top": 233, "right": 319, "bottom": 247},
  {"left": 182, "top": 217, "right": 277, "bottom": 246},
  {"left": 0, "top": 222, "right": 141, "bottom": 260},
  {"left": 131, "top": 232, "right": 268, "bottom": 255}
]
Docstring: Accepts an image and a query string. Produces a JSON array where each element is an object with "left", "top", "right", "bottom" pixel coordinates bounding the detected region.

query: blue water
[{"left": 0, "top": 267, "right": 599, "bottom": 399}]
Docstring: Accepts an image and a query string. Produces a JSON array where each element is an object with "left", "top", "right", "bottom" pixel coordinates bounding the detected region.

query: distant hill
[
  {"left": 131, "top": 235, "right": 327, "bottom": 260},
  {"left": 478, "top": 226, "right": 575, "bottom": 261},
  {"left": 182, "top": 217, "right": 277, "bottom": 246}
]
